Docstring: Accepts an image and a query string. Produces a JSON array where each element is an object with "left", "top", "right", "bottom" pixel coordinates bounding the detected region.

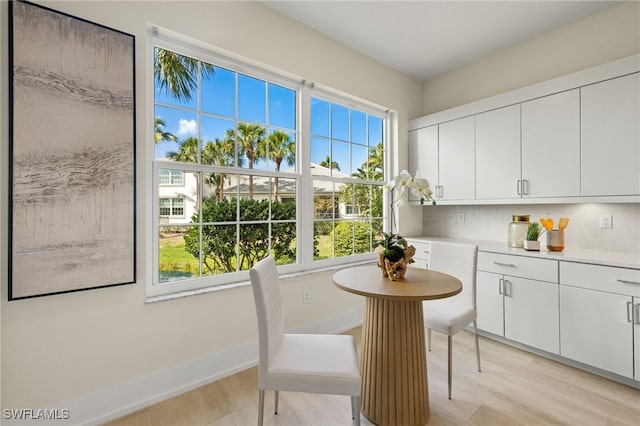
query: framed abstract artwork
[{"left": 9, "top": 1, "right": 136, "bottom": 299}]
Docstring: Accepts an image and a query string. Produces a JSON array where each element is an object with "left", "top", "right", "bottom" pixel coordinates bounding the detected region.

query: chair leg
[
  {"left": 473, "top": 320, "right": 482, "bottom": 371},
  {"left": 351, "top": 395, "right": 361, "bottom": 426},
  {"left": 274, "top": 390, "right": 279, "bottom": 414},
  {"left": 427, "top": 328, "right": 432, "bottom": 351},
  {"left": 473, "top": 319, "right": 482, "bottom": 372},
  {"left": 447, "top": 335, "right": 453, "bottom": 400},
  {"left": 258, "top": 390, "right": 265, "bottom": 426}
]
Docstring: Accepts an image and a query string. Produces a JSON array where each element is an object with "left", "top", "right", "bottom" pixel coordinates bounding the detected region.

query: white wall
[
  {"left": 418, "top": 1, "right": 640, "bottom": 252},
  {"left": 0, "top": 0, "right": 423, "bottom": 415},
  {"left": 423, "top": 1, "right": 640, "bottom": 115}
]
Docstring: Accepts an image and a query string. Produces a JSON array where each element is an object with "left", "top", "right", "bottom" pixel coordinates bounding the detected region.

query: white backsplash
[{"left": 422, "top": 203, "right": 640, "bottom": 253}]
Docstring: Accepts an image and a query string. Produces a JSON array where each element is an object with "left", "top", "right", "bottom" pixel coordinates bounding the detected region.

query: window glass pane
[
  {"left": 368, "top": 115, "right": 383, "bottom": 147},
  {"left": 333, "top": 220, "right": 354, "bottom": 257},
  {"left": 331, "top": 104, "right": 349, "bottom": 141},
  {"left": 354, "top": 184, "right": 370, "bottom": 218},
  {"left": 239, "top": 224, "right": 270, "bottom": 270},
  {"left": 272, "top": 222, "right": 296, "bottom": 265},
  {"left": 158, "top": 225, "right": 198, "bottom": 283},
  {"left": 238, "top": 74, "right": 266, "bottom": 124},
  {"left": 311, "top": 98, "right": 329, "bottom": 137},
  {"left": 272, "top": 178, "right": 296, "bottom": 219},
  {"left": 372, "top": 186, "right": 383, "bottom": 219},
  {"left": 201, "top": 224, "right": 237, "bottom": 275},
  {"left": 155, "top": 106, "right": 197, "bottom": 160},
  {"left": 200, "top": 193, "right": 237, "bottom": 224},
  {"left": 314, "top": 221, "right": 333, "bottom": 260},
  {"left": 171, "top": 170, "right": 184, "bottom": 185},
  {"left": 332, "top": 141, "right": 349, "bottom": 176},
  {"left": 234, "top": 122, "right": 267, "bottom": 171},
  {"left": 201, "top": 115, "right": 236, "bottom": 162},
  {"left": 352, "top": 144, "right": 368, "bottom": 177},
  {"left": 351, "top": 110, "right": 366, "bottom": 145},
  {"left": 154, "top": 48, "right": 197, "bottom": 110},
  {"left": 268, "top": 83, "right": 295, "bottom": 130},
  {"left": 201, "top": 65, "right": 235, "bottom": 118},
  {"left": 367, "top": 144, "right": 384, "bottom": 181},
  {"left": 313, "top": 182, "right": 335, "bottom": 219},
  {"left": 159, "top": 169, "right": 170, "bottom": 185},
  {"left": 311, "top": 137, "right": 330, "bottom": 173},
  {"left": 240, "top": 184, "right": 270, "bottom": 221},
  {"left": 266, "top": 129, "right": 296, "bottom": 173},
  {"left": 353, "top": 221, "right": 372, "bottom": 254}
]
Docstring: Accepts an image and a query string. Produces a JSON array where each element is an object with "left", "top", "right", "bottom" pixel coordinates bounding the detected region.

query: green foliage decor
[
  {"left": 374, "top": 232, "right": 407, "bottom": 262},
  {"left": 526, "top": 222, "right": 544, "bottom": 241}
]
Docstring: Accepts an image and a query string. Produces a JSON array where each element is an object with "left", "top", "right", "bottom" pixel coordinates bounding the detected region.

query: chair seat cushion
[
  {"left": 424, "top": 297, "right": 477, "bottom": 336},
  {"left": 265, "top": 334, "right": 361, "bottom": 395}
]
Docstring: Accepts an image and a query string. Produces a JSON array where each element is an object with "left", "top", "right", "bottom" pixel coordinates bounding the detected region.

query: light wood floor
[{"left": 105, "top": 327, "right": 640, "bottom": 426}]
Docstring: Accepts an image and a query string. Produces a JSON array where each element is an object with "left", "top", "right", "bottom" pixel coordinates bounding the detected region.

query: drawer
[
  {"left": 406, "top": 239, "right": 429, "bottom": 270},
  {"left": 478, "top": 251, "right": 558, "bottom": 283},
  {"left": 560, "top": 262, "right": 640, "bottom": 296}
]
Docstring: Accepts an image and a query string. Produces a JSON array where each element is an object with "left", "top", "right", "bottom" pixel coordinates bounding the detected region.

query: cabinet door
[
  {"left": 560, "top": 285, "right": 633, "bottom": 379},
  {"left": 438, "top": 116, "right": 475, "bottom": 200},
  {"left": 476, "top": 271, "right": 504, "bottom": 336},
  {"left": 504, "top": 277, "right": 559, "bottom": 354},
  {"left": 408, "top": 126, "right": 438, "bottom": 202},
  {"left": 581, "top": 73, "right": 640, "bottom": 196},
  {"left": 521, "top": 89, "right": 580, "bottom": 197},
  {"left": 635, "top": 297, "right": 640, "bottom": 381},
  {"left": 475, "top": 104, "right": 522, "bottom": 199}
]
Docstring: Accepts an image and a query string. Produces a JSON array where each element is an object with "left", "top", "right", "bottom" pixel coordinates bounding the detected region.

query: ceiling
[{"left": 263, "top": 1, "right": 622, "bottom": 82}]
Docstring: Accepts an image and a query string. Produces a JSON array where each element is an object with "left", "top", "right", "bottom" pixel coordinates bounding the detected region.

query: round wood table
[{"left": 333, "top": 264, "right": 462, "bottom": 426}]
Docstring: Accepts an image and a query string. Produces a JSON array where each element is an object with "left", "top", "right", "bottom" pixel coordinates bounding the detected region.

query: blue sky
[{"left": 154, "top": 57, "right": 383, "bottom": 176}]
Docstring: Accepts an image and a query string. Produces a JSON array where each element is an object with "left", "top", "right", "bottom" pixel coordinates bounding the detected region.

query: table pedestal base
[{"left": 360, "top": 297, "right": 428, "bottom": 426}]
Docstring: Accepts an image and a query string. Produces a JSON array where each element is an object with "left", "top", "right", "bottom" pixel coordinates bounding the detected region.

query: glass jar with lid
[{"left": 508, "top": 215, "right": 530, "bottom": 248}]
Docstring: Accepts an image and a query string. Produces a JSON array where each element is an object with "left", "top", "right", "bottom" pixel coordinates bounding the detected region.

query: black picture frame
[{"left": 9, "top": 1, "right": 136, "bottom": 300}]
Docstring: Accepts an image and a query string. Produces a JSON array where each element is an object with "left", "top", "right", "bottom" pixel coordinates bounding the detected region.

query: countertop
[{"left": 405, "top": 236, "right": 640, "bottom": 270}]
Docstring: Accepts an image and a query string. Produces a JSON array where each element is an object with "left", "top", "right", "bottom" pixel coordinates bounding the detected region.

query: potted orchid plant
[{"left": 384, "top": 170, "right": 436, "bottom": 206}]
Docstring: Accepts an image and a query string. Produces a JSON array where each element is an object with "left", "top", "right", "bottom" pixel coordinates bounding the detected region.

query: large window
[{"left": 152, "top": 36, "right": 388, "bottom": 295}]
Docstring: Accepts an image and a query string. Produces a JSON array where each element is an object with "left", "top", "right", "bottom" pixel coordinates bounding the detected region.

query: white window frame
[{"left": 147, "top": 27, "right": 392, "bottom": 298}]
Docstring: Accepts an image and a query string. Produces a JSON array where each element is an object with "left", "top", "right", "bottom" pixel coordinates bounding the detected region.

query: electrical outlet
[
  {"left": 303, "top": 290, "right": 311, "bottom": 304},
  {"left": 457, "top": 213, "right": 465, "bottom": 223},
  {"left": 600, "top": 214, "right": 613, "bottom": 229}
]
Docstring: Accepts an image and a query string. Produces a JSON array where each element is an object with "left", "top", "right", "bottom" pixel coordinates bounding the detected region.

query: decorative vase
[{"left": 523, "top": 240, "right": 540, "bottom": 251}]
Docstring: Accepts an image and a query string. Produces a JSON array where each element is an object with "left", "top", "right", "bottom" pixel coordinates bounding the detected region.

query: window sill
[{"left": 145, "top": 259, "right": 377, "bottom": 304}]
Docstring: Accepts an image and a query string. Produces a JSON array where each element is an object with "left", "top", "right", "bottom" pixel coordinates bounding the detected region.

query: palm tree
[
  {"left": 154, "top": 47, "right": 215, "bottom": 102},
  {"left": 203, "top": 138, "right": 236, "bottom": 202},
  {"left": 154, "top": 117, "right": 177, "bottom": 145},
  {"left": 226, "top": 123, "right": 266, "bottom": 199},
  {"left": 263, "top": 130, "right": 295, "bottom": 200},
  {"left": 320, "top": 155, "right": 340, "bottom": 171}
]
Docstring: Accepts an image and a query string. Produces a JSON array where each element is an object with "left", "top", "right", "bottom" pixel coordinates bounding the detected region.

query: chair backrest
[
  {"left": 249, "top": 256, "right": 284, "bottom": 384},
  {"left": 428, "top": 241, "right": 478, "bottom": 308}
]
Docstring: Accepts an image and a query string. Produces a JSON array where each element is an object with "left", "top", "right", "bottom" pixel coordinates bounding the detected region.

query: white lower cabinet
[
  {"left": 559, "top": 262, "right": 640, "bottom": 380},
  {"left": 476, "top": 252, "right": 560, "bottom": 354}
]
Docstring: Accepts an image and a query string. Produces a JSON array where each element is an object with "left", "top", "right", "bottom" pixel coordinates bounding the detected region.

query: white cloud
[{"left": 177, "top": 118, "right": 197, "bottom": 136}]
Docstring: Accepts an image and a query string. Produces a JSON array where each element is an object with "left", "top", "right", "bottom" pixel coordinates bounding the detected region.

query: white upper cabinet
[
  {"left": 408, "top": 126, "right": 438, "bottom": 202},
  {"left": 521, "top": 89, "right": 581, "bottom": 198},
  {"left": 475, "top": 104, "right": 521, "bottom": 199},
  {"left": 581, "top": 72, "right": 640, "bottom": 196},
  {"left": 438, "top": 116, "right": 475, "bottom": 201}
]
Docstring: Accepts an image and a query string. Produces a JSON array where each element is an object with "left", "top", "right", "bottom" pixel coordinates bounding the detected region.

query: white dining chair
[
  {"left": 423, "top": 241, "right": 481, "bottom": 399},
  {"left": 249, "top": 255, "right": 361, "bottom": 426}
]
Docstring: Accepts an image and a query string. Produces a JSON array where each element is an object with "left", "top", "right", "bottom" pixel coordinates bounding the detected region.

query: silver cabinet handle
[
  {"left": 498, "top": 278, "right": 504, "bottom": 295},
  {"left": 493, "top": 261, "right": 515, "bottom": 267},
  {"left": 635, "top": 303, "right": 640, "bottom": 325},
  {"left": 504, "top": 279, "right": 512, "bottom": 297},
  {"left": 522, "top": 179, "right": 529, "bottom": 195},
  {"left": 627, "top": 301, "right": 633, "bottom": 323},
  {"left": 516, "top": 180, "right": 522, "bottom": 196},
  {"left": 617, "top": 279, "right": 640, "bottom": 285}
]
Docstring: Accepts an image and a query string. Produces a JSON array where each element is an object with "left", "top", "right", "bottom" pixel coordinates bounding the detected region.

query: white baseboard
[{"left": 3, "top": 307, "right": 363, "bottom": 426}]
